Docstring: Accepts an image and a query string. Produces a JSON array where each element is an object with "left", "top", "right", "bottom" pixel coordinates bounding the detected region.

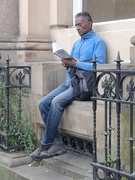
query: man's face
[{"left": 75, "top": 16, "right": 92, "bottom": 36}]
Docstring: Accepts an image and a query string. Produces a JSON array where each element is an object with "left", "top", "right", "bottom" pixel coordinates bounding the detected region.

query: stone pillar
[
  {"left": 130, "top": 35, "right": 135, "bottom": 63},
  {"left": 28, "top": 0, "right": 50, "bottom": 37},
  {"left": 16, "top": 0, "right": 53, "bottom": 64},
  {"left": 49, "top": 0, "right": 73, "bottom": 28},
  {"left": 0, "top": 0, "right": 19, "bottom": 38},
  {"left": 19, "top": 0, "right": 28, "bottom": 36},
  {"left": 0, "top": 0, "right": 20, "bottom": 64},
  {"left": 0, "top": 0, "right": 53, "bottom": 64}
]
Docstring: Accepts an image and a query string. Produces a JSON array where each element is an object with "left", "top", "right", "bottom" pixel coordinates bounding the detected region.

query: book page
[{"left": 52, "top": 42, "right": 72, "bottom": 60}]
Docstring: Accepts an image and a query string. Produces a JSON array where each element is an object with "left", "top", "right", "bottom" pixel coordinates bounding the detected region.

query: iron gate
[
  {"left": 91, "top": 53, "right": 135, "bottom": 180},
  {"left": 0, "top": 56, "right": 31, "bottom": 151}
]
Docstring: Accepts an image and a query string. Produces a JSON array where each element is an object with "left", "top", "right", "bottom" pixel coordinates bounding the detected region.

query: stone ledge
[
  {"left": 59, "top": 100, "right": 104, "bottom": 140},
  {"left": 37, "top": 100, "right": 104, "bottom": 143},
  {"left": 0, "top": 163, "right": 28, "bottom": 180},
  {"left": 0, "top": 151, "right": 32, "bottom": 168}
]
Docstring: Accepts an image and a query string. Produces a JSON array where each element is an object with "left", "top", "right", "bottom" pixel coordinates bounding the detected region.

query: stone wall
[
  {"left": 130, "top": 35, "right": 135, "bottom": 63},
  {"left": 50, "top": 19, "right": 135, "bottom": 64},
  {"left": 0, "top": 0, "right": 135, "bottom": 151},
  {"left": 0, "top": 0, "right": 19, "bottom": 38}
]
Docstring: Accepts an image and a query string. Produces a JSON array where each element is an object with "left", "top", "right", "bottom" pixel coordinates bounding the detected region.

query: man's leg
[
  {"left": 41, "top": 86, "right": 75, "bottom": 158},
  {"left": 41, "top": 85, "right": 74, "bottom": 144},
  {"left": 39, "top": 83, "right": 69, "bottom": 139},
  {"left": 29, "top": 83, "right": 69, "bottom": 161},
  {"left": 29, "top": 84, "right": 74, "bottom": 160}
]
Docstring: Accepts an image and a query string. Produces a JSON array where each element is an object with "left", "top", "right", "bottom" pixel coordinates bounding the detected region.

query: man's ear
[{"left": 89, "top": 21, "right": 92, "bottom": 29}]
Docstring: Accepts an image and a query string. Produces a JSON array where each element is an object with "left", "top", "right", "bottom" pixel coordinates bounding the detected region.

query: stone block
[
  {"left": 27, "top": 62, "right": 66, "bottom": 126},
  {"left": 130, "top": 46, "right": 135, "bottom": 63},
  {"left": 0, "top": 151, "right": 32, "bottom": 168},
  {"left": 31, "top": 62, "right": 66, "bottom": 96},
  {"left": 0, "top": 40, "right": 53, "bottom": 64},
  {"left": 59, "top": 100, "right": 106, "bottom": 154}
]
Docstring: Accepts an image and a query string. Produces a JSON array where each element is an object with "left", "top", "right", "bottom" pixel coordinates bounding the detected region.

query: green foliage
[
  {"left": 30, "top": 160, "right": 43, "bottom": 167},
  {"left": 0, "top": 83, "right": 37, "bottom": 153}
]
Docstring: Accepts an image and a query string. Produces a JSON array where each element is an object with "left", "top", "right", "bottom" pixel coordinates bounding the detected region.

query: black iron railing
[
  {"left": 91, "top": 53, "right": 135, "bottom": 179},
  {"left": 0, "top": 56, "right": 31, "bottom": 151}
]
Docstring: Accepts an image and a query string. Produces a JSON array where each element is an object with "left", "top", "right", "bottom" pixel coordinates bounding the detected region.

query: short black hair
[{"left": 75, "top": 12, "right": 93, "bottom": 23}]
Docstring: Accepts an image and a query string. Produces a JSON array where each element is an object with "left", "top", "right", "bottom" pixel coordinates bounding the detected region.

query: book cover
[{"left": 52, "top": 42, "right": 73, "bottom": 60}]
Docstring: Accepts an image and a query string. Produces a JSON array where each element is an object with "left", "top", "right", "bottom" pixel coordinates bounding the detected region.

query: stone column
[
  {"left": 19, "top": 0, "right": 28, "bottom": 37},
  {"left": 49, "top": 0, "right": 73, "bottom": 28},
  {"left": 130, "top": 35, "right": 135, "bottom": 63},
  {"left": 0, "top": 0, "right": 53, "bottom": 64},
  {"left": 0, "top": 0, "right": 20, "bottom": 64},
  {"left": 28, "top": 0, "right": 50, "bottom": 37},
  {"left": 16, "top": 0, "right": 52, "bottom": 64},
  {"left": 0, "top": 0, "right": 65, "bottom": 93},
  {"left": 0, "top": 0, "right": 19, "bottom": 38}
]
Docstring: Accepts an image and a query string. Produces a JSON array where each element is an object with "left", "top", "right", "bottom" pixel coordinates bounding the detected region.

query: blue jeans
[{"left": 39, "top": 83, "right": 75, "bottom": 145}]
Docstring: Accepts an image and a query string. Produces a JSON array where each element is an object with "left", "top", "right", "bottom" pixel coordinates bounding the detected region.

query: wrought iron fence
[
  {"left": 91, "top": 53, "right": 135, "bottom": 179},
  {"left": 0, "top": 56, "right": 31, "bottom": 151}
]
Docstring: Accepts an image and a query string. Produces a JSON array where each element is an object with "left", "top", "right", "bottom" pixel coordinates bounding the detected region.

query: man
[{"left": 29, "top": 12, "right": 106, "bottom": 161}]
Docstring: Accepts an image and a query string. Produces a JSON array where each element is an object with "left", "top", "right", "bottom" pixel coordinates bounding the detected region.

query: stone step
[
  {"left": 11, "top": 163, "right": 72, "bottom": 180},
  {"left": 0, "top": 150, "right": 93, "bottom": 180},
  {"left": 42, "top": 150, "right": 93, "bottom": 179}
]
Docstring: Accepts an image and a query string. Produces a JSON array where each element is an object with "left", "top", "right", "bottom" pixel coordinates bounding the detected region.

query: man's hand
[{"left": 61, "top": 58, "right": 78, "bottom": 68}]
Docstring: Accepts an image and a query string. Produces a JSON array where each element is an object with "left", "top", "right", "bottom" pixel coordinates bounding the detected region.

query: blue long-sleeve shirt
[{"left": 66, "top": 30, "right": 106, "bottom": 85}]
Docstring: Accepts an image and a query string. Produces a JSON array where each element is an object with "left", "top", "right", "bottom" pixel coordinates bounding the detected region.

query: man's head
[{"left": 75, "top": 12, "right": 93, "bottom": 36}]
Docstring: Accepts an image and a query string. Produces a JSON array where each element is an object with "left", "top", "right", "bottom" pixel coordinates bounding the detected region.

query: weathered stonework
[
  {"left": 0, "top": 0, "right": 19, "bottom": 38},
  {"left": 0, "top": 1, "right": 135, "bottom": 163},
  {"left": 130, "top": 35, "right": 135, "bottom": 63}
]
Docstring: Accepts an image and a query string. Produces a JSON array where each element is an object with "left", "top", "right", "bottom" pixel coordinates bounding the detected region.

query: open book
[{"left": 52, "top": 42, "right": 73, "bottom": 60}]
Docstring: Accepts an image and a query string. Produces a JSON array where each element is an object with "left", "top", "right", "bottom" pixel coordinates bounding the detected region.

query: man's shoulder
[
  {"left": 93, "top": 34, "right": 106, "bottom": 45},
  {"left": 73, "top": 38, "right": 81, "bottom": 46},
  {"left": 94, "top": 33, "right": 103, "bottom": 40},
  {"left": 75, "top": 38, "right": 81, "bottom": 43}
]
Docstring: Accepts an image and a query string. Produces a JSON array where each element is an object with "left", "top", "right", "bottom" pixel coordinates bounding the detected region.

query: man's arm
[
  {"left": 75, "top": 40, "right": 106, "bottom": 71},
  {"left": 61, "top": 39, "right": 106, "bottom": 70}
]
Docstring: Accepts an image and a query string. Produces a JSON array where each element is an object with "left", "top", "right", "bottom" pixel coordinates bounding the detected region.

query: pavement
[{"left": 0, "top": 150, "right": 93, "bottom": 180}]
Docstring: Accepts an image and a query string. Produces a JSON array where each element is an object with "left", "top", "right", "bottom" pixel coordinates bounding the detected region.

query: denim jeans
[{"left": 39, "top": 83, "right": 75, "bottom": 145}]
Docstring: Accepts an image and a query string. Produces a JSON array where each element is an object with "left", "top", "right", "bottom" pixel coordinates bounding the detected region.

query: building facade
[{"left": 0, "top": 0, "right": 135, "bottom": 145}]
